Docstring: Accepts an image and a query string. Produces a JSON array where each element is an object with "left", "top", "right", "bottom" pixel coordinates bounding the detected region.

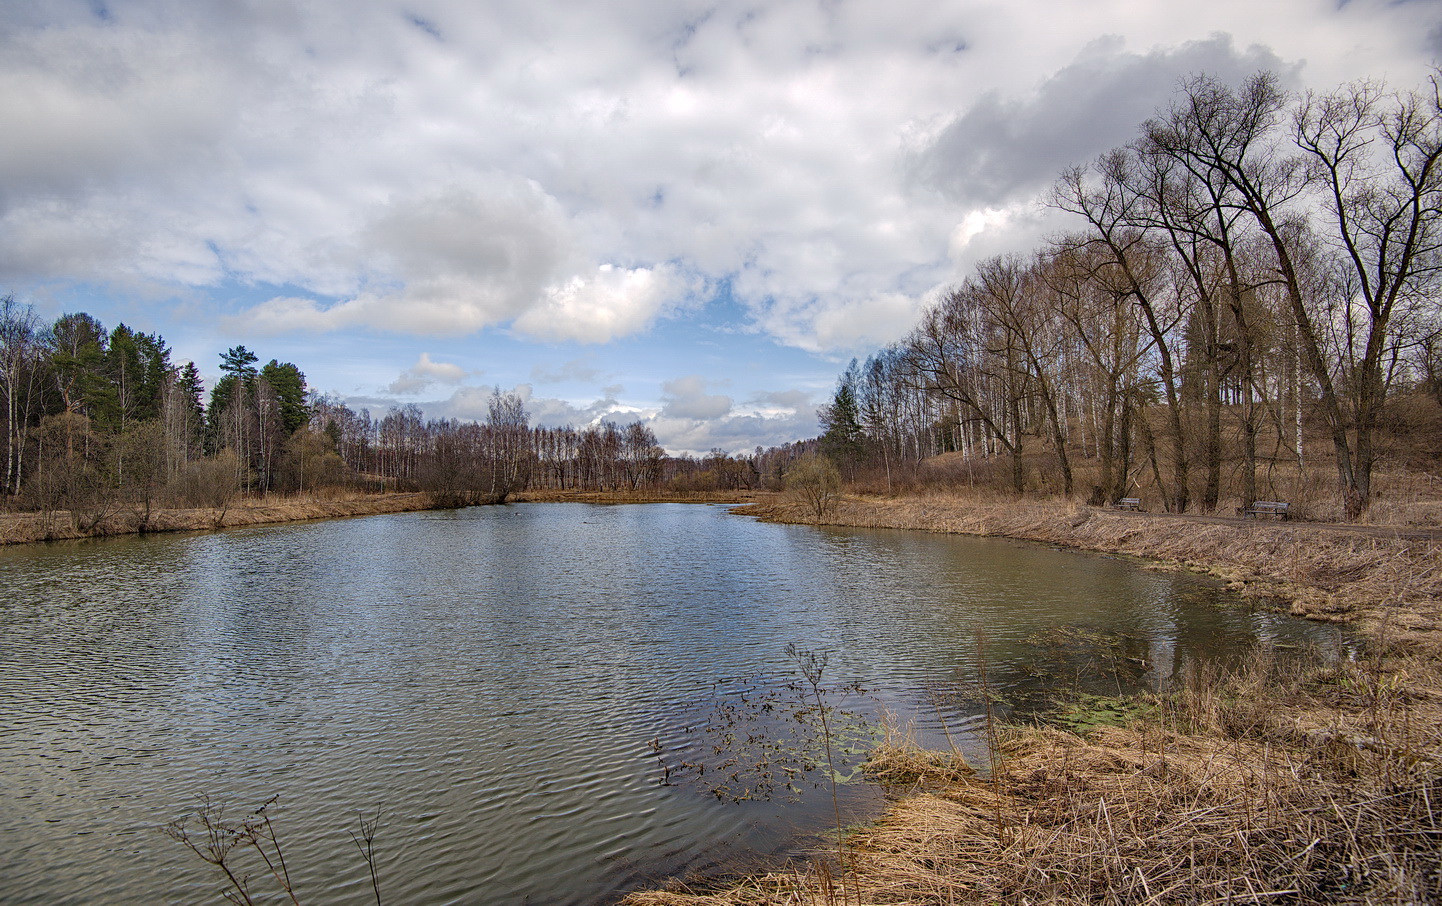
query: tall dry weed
[{"left": 625, "top": 649, "right": 1442, "bottom": 906}]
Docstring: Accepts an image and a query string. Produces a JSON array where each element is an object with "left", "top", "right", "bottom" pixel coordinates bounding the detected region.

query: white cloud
[
  {"left": 234, "top": 178, "right": 576, "bottom": 335},
  {"left": 514, "top": 264, "right": 690, "bottom": 343},
  {"left": 387, "top": 352, "right": 471, "bottom": 394},
  {"left": 756, "top": 291, "right": 931, "bottom": 354},
  {"left": 3, "top": 0, "right": 1437, "bottom": 416},
  {"left": 661, "top": 375, "right": 733, "bottom": 420}
]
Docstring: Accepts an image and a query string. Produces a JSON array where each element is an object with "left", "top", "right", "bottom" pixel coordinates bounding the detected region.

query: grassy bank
[
  {"left": 625, "top": 493, "right": 1442, "bottom": 904},
  {"left": 0, "top": 487, "right": 759, "bottom": 546},
  {"left": 0, "top": 491, "right": 437, "bottom": 545},
  {"left": 739, "top": 493, "right": 1442, "bottom": 651}
]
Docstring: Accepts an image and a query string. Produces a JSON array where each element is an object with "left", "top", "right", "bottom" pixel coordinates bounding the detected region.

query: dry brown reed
[{"left": 624, "top": 650, "right": 1442, "bottom": 905}]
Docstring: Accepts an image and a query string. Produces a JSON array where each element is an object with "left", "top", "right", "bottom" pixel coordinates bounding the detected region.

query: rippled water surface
[{"left": 0, "top": 503, "right": 1343, "bottom": 904}]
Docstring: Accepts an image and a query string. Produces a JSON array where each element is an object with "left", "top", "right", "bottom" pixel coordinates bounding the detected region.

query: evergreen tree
[
  {"left": 219, "top": 346, "right": 259, "bottom": 386},
  {"left": 47, "top": 313, "right": 110, "bottom": 418},
  {"left": 818, "top": 359, "right": 864, "bottom": 471},
  {"left": 260, "top": 360, "right": 309, "bottom": 435}
]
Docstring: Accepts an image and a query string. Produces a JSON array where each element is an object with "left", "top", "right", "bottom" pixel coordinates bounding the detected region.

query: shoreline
[
  {"left": 735, "top": 494, "right": 1442, "bottom": 652},
  {"left": 625, "top": 493, "right": 1442, "bottom": 904},
  {"left": 8, "top": 487, "right": 1440, "bottom": 900},
  {"left": 0, "top": 488, "right": 763, "bottom": 546},
  {"left": 0, "top": 492, "right": 441, "bottom": 546}
]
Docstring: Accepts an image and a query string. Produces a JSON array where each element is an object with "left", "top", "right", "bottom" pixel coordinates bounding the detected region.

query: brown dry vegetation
[
  {"left": 624, "top": 492, "right": 1442, "bottom": 905},
  {"left": 742, "top": 493, "right": 1442, "bottom": 650},
  {"left": 0, "top": 487, "right": 765, "bottom": 545},
  {"left": 0, "top": 490, "right": 436, "bottom": 545}
]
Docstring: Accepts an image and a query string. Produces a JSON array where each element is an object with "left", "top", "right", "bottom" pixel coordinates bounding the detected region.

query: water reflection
[{"left": 0, "top": 504, "right": 1345, "bottom": 904}]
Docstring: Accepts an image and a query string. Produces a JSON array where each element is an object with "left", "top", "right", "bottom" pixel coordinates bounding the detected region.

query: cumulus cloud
[
  {"left": 757, "top": 291, "right": 930, "bottom": 354},
  {"left": 514, "top": 264, "right": 690, "bottom": 343},
  {"left": 748, "top": 389, "right": 813, "bottom": 416},
  {"left": 661, "top": 375, "right": 733, "bottom": 420},
  {"left": 3, "top": 0, "right": 1436, "bottom": 444},
  {"left": 236, "top": 178, "right": 576, "bottom": 334},
  {"left": 387, "top": 353, "right": 471, "bottom": 394},
  {"left": 646, "top": 406, "right": 818, "bottom": 456},
  {"left": 908, "top": 35, "right": 1291, "bottom": 209}
]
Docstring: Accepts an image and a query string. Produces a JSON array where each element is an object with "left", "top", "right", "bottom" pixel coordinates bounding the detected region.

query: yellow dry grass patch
[
  {"left": 627, "top": 715, "right": 1441, "bottom": 905},
  {"left": 0, "top": 491, "right": 437, "bottom": 545}
]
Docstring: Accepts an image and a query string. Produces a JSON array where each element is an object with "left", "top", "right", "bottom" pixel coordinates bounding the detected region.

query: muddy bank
[
  {"left": 0, "top": 492, "right": 438, "bottom": 545},
  {"left": 738, "top": 494, "right": 1442, "bottom": 653}
]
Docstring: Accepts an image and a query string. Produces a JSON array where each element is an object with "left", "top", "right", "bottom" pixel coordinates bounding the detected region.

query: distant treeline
[
  {"left": 308, "top": 395, "right": 809, "bottom": 499},
  {"left": 816, "top": 70, "right": 1442, "bottom": 519},
  {"left": 0, "top": 296, "right": 808, "bottom": 526}
]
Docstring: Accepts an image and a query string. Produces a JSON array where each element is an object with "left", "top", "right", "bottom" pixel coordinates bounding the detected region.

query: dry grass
[
  {"left": 624, "top": 651, "right": 1442, "bottom": 906},
  {"left": 0, "top": 491, "right": 436, "bottom": 545},
  {"left": 625, "top": 492, "right": 1442, "bottom": 905}
]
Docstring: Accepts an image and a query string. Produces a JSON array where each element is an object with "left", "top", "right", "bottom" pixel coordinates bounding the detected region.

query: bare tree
[
  {"left": 907, "top": 278, "right": 1031, "bottom": 493},
  {"left": 0, "top": 295, "right": 42, "bottom": 497},
  {"left": 1295, "top": 73, "right": 1442, "bottom": 516},
  {"left": 485, "top": 388, "right": 532, "bottom": 501},
  {"left": 1051, "top": 160, "right": 1191, "bottom": 510}
]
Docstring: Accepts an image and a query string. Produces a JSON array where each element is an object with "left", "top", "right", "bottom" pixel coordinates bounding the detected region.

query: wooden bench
[
  {"left": 1239, "top": 500, "right": 1290, "bottom": 520},
  {"left": 1112, "top": 497, "right": 1143, "bottom": 511}
]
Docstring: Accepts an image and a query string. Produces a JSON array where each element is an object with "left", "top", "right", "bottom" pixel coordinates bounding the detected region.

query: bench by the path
[{"left": 1239, "top": 500, "right": 1291, "bottom": 520}]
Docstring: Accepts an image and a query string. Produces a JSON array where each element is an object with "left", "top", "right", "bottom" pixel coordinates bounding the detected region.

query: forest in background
[
  {"left": 813, "top": 71, "right": 1442, "bottom": 521},
  {"left": 0, "top": 294, "right": 788, "bottom": 530},
  {"left": 4, "top": 70, "right": 1442, "bottom": 529}
]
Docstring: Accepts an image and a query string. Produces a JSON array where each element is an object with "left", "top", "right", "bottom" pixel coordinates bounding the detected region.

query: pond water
[{"left": 0, "top": 503, "right": 1344, "bottom": 904}]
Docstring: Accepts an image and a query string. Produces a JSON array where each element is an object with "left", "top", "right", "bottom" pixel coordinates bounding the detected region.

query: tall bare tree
[
  {"left": 1295, "top": 73, "right": 1442, "bottom": 516},
  {"left": 0, "top": 296, "right": 43, "bottom": 496}
]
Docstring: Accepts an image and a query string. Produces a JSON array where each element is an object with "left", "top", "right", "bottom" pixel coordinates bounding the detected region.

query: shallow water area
[{"left": 0, "top": 503, "right": 1344, "bottom": 904}]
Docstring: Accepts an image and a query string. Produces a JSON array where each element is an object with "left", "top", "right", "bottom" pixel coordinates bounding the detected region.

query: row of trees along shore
[
  {"left": 818, "top": 71, "right": 1442, "bottom": 521},
  {"left": 0, "top": 296, "right": 802, "bottom": 528}
]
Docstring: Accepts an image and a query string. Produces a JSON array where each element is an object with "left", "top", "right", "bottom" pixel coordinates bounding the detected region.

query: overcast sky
[{"left": 3, "top": 0, "right": 1439, "bottom": 454}]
